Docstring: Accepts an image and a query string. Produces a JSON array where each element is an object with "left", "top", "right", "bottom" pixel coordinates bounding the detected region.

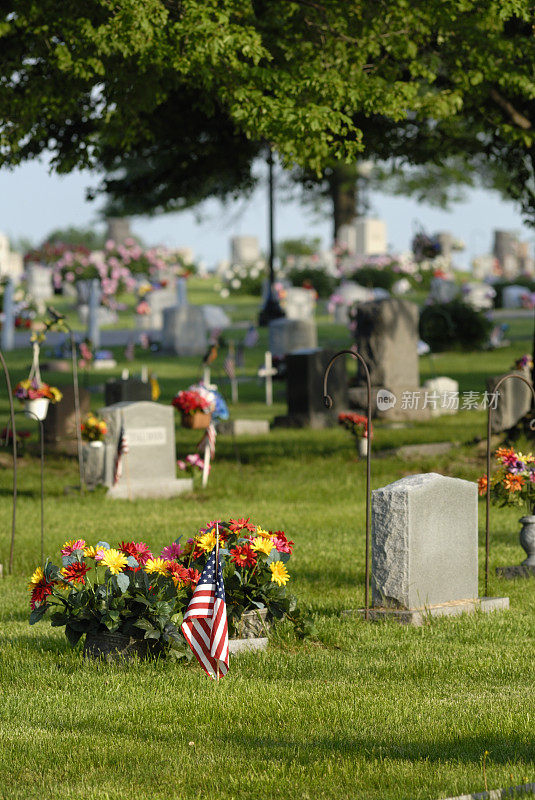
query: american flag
[
  {"left": 181, "top": 547, "right": 229, "bottom": 679},
  {"left": 223, "top": 350, "right": 236, "bottom": 381},
  {"left": 243, "top": 324, "right": 259, "bottom": 348},
  {"left": 113, "top": 424, "right": 129, "bottom": 485},
  {"left": 198, "top": 422, "right": 216, "bottom": 460}
]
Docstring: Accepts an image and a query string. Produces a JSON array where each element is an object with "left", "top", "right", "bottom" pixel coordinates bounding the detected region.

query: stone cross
[
  {"left": 87, "top": 279, "right": 101, "bottom": 349},
  {"left": 1, "top": 279, "right": 15, "bottom": 351},
  {"left": 258, "top": 351, "right": 277, "bottom": 406}
]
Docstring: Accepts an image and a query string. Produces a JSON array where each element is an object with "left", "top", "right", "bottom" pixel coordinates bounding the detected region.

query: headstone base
[
  {"left": 496, "top": 564, "right": 535, "bottom": 579},
  {"left": 228, "top": 637, "right": 268, "bottom": 654},
  {"left": 272, "top": 411, "right": 343, "bottom": 429},
  {"left": 107, "top": 478, "right": 193, "bottom": 500},
  {"left": 349, "top": 385, "right": 433, "bottom": 421},
  {"left": 218, "top": 419, "right": 270, "bottom": 436},
  {"left": 354, "top": 596, "right": 509, "bottom": 626}
]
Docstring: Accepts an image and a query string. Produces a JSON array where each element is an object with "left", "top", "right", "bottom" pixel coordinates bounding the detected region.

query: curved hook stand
[
  {"left": 21, "top": 410, "right": 45, "bottom": 569},
  {"left": 0, "top": 350, "right": 17, "bottom": 575},
  {"left": 323, "top": 349, "right": 372, "bottom": 619},
  {"left": 486, "top": 373, "right": 535, "bottom": 596}
]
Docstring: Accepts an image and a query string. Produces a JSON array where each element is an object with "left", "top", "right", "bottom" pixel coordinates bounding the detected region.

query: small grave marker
[{"left": 258, "top": 351, "right": 277, "bottom": 406}]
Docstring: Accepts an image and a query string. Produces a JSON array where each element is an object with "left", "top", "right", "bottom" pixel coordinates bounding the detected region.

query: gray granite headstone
[
  {"left": 100, "top": 401, "right": 192, "bottom": 499},
  {"left": 268, "top": 318, "right": 318, "bottom": 358},
  {"left": 161, "top": 305, "right": 208, "bottom": 356},
  {"left": 486, "top": 370, "right": 532, "bottom": 432},
  {"left": 355, "top": 298, "right": 419, "bottom": 388},
  {"left": 372, "top": 473, "right": 478, "bottom": 609},
  {"left": 284, "top": 287, "right": 316, "bottom": 321},
  {"left": 137, "top": 288, "right": 177, "bottom": 330},
  {"left": 26, "top": 264, "right": 53, "bottom": 311}
]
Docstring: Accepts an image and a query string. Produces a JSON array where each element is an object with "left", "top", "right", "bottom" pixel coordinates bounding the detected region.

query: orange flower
[
  {"left": 478, "top": 475, "right": 488, "bottom": 496},
  {"left": 495, "top": 446, "right": 515, "bottom": 460},
  {"left": 503, "top": 473, "right": 524, "bottom": 493}
]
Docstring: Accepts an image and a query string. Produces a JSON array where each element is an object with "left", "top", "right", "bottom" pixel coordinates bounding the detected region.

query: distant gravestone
[
  {"left": 26, "top": 265, "right": 53, "bottom": 312},
  {"left": 43, "top": 385, "right": 91, "bottom": 454},
  {"left": 422, "top": 376, "right": 459, "bottom": 416},
  {"left": 487, "top": 371, "right": 532, "bottom": 432},
  {"left": 274, "top": 348, "right": 347, "bottom": 428},
  {"left": 230, "top": 236, "right": 260, "bottom": 264},
  {"left": 137, "top": 287, "right": 176, "bottom": 330},
  {"left": 106, "top": 218, "right": 131, "bottom": 244},
  {"left": 503, "top": 285, "right": 530, "bottom": 309},
  {"left": 371, "top": 473, "right": 508, "bottom": 623},
  {"left": 429, "top": 277, "right": 458, "bottom": 304},
  {"left": 268, "top": 318, "right": 318, "bottom": 358},
  {"left": 161, "top": 305, "right": 208, "bottom": 356},
  {"left": 77, "top": 305, "right": 117, "bottom": 326},
  {"left": 104, "top": 377, "right": 152, "bottom": 406},
  {"left": 284, "top": 287, "right": 316, "bottom": 321},
  {"left": 1, "top": 278, "right": 15, "bottom": 352},
  {"left": 100, "top": 401, "right": 192, "bottom": 499}
]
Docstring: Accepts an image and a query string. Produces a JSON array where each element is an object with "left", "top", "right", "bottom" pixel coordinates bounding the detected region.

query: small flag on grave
[
  {"left": 113, "top": 424, "right": 129, "bottom": 485},
  {"left": 244, "top": 324, "right": 259, "bottom": 348},
  {"left": 181, "top": 532, "right": 229, "bottom": 679}
]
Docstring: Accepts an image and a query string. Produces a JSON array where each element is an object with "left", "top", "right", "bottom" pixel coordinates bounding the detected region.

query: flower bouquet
[
  {"left": 81, "top": 413, "right": 108, "bottom": 445},
  {"left": 479, "top": 447, "right": 535, "bottom": 566},
  {"left": 14, "top": 378, "right": 62, "bottom": 420},
  {"left": 29, "top": 539, "right": 197, "bottom": 660},
  {"left": 338, "top": 412, "right": 372, "bottom": 456},
  {"left": 172, "top": 389, "right": 212, "bottom": 428},
  {"left": 29, "top": 519, "right": 312, "bottom": 661},
  {"left": 478, "top": 447, "right": 535, "bottom": 513}
]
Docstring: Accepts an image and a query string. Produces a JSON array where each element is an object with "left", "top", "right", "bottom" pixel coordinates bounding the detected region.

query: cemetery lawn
[{"left": 1, "top": 330, "right": 534, "bottom": 799}]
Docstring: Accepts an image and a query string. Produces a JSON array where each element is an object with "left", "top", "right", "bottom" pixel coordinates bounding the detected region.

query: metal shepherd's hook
[
  {"left": 323, "top": 350, "right": 372, "bottom": 620},
  {"left": 486, "top": 373, "right": 535, "bottom": 596},
  {"left": 0, "top": 349, "right": 17, "bottom": 575}
]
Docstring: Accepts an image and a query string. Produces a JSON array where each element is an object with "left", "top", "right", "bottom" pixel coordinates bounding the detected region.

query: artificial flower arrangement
[
  {"left": 478, "top": 447, "right": 535, "bottom": 514},
  {"left": 513, "top": 354, "right": 533, "bottom": 372},
  {"left": 28, "top": 518, "right": 312, "bottom": 657},
  {"left": 14, "top": 378, "right": 62, "bottom": 404},
  {"left": 172, "top": 389, "right": 212, "bottom": 416},
  {"left": 81, "top": 413, "right": 108, "bottom": 443},
  {"left": 338, "top": 412, "right": 371, "bottom": 440},
  {"left": 172, "top": 382, "right": 229, "bottom": 425}
]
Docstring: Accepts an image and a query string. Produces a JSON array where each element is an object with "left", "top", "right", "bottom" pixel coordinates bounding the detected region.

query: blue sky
[{"left": 1, "top": 158, "right": 534, "bottom": 269}]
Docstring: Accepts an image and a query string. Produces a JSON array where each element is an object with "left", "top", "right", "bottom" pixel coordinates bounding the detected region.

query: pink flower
[
  {"left": 161, "top": 542, "right": 184, "bottom": 560},
  {"left": 60, "top": 539, "right": 86, "bottom": 557},
  {"left": 134, "top": 542, "right": 153, "bottom": 565},
  {"left": 271, "top": 531, "right": 294, "bottom": 554}
]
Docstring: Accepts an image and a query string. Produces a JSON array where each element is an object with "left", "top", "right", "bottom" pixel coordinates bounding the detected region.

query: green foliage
[
  {"left": 419, "top": 301, "right": 493, "bottom": 352},
  {"left": 278, "top": 238, "right": 321, "bottom": 259},
  {"left": 286, "top": 266, "right": 336, "bottom": 299},
  {"left": 44, "top": 226, "right": 108, "bottom": 250}
]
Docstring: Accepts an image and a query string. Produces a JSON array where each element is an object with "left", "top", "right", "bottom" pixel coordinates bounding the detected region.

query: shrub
[{"left": 419, "top": 301, "right": 492, "bottom": 352}]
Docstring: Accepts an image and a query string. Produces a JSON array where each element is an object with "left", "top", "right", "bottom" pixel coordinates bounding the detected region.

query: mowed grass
[{"left": 0, "top": 295, "right": 534, "bottom": 800}]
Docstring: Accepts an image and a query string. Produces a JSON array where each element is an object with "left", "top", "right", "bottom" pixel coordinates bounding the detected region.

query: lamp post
[{"left": 259, "top": 148, "right": 285, "bottom": 326}]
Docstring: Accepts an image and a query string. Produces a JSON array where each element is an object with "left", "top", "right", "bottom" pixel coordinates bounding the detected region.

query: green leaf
[
  {"left": 29, "top": 604, "right": 48, "bottom": 625},
  {"left": 116, "top": 572, "right": 129, "bottom": 593},
  {"left": 64, "top": 625, "right": 83, "bottom": 647}
]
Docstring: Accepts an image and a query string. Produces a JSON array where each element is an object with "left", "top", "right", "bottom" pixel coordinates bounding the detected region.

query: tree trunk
[{"left": 330, "top": 165, "right": 358, "bottom": 245}]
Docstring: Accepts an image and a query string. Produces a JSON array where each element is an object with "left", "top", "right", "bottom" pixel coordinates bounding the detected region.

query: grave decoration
[
  {"left": 28, "top": 519, "right": 311, "bottom": 662},
  {"left": 175, "top": 382, "right": 229, "bottom": 487},
  {"left": 172, "top": 388, "right": 212, "bottom": 429},
  {"left": 338, "top": 412, "right": 372, "bottom": 457},
  {"left": 14, "top": 342, "right": 62, "bottom": 420},
  {"left": 479, "top": 447, "right": 535, "bottom": 568},
  {"left": 80, "top": 413, "right": 107, "bottom": 446}
]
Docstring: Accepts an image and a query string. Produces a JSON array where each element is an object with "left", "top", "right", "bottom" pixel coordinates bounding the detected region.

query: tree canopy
[{"left": 2, "top": 1, "right": 535, "bottom": 227}]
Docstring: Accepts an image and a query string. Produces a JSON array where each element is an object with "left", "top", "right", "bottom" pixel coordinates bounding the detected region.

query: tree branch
[{"left": 490, "top": 87, "right": 531, "bottom": 130}]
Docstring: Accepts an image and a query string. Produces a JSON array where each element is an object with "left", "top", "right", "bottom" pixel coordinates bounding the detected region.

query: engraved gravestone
[
  {"left": 100, "top": 401, "right": 192, "bottom": 499},
  {"left": 370, "top": 473, "right": 508, "bottom": 622},
  {"left": 161, "top": 305, "right": 208, "bottom": 356}
]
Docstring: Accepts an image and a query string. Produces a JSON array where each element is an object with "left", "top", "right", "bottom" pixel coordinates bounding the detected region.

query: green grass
[{"left": 0, "top": 295, "right": 534, "bottom": 800}]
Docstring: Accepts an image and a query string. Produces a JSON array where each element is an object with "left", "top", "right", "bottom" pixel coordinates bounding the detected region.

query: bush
[
  {"left": 286, "top": 266, "right": 336, "bottom": 298},
  {"left": 419, "top": 301, "right": 492, "bottom": 352}
]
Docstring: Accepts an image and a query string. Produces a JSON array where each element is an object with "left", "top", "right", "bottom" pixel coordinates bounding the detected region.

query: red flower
[
  {"left": 186, "top": 568, "right": 200, "bottom": 587},
  {"left": 228, "top": 517, "right": 256, "bottom": 533},
  {"left": 30, "top": 577, "right": 55, "bottom": 610},
  {"left": 271, "top": 530, "right": 294, "bottom": 554},
  {"left": 134, "top": 542, "right": 153, "bottom": 565},
  {"left": 62, "top": 561, "right": 91, "bottom": 585},
  {"left": 120, "top": 541, "right": 138, "bottom": 559},
  {"left": 230, "top": 544, "right": 257, "bottom": 568}
]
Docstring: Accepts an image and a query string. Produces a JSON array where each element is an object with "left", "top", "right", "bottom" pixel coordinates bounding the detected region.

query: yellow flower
[
  {"left": 197, "top": 531, "right": 216, "bottom": 552},
  {"left": 100, "top": 548, "right": 128, "bottom": 575},
  {"left": 49, "top": 387, "right": 63, "bottom": 403},
  {"left": 145, "top": 558, "right": 168, "bottom": 576},
  {"left": 269, "top": 561, "right": 290, "bottom": 586},
  {"left": 28, "top": 566, "right": 45, "bottom": 590},
  {"left": 251, "top": 537, "right": 273, "bottom": 555},
  {"left": 255, "top": 527, "right": 271, "bottom": 539},
  {"left": 83, "top": 545, "right": 98, "bottom": 558}
]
